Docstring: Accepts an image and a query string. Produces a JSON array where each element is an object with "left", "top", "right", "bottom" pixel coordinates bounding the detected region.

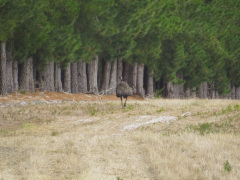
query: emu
[{"left": 116, "top": 76, "right": 133, "bottom": 108}]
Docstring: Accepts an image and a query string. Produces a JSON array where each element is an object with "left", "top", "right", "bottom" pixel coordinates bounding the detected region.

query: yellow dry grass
[{"left": 0, "top": 96, "right": 240, "bottom": 180}]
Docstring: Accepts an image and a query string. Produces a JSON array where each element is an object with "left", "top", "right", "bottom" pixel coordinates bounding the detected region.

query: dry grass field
[{"left": 0, "top": 93, "right": 240, "bottom": 180}]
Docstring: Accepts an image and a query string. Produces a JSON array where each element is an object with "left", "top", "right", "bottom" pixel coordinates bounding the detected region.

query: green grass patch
[
  {"left": 22, "top": 123, "right": 35, "bottom": 130},
  {"left": 186, "top": 120, "right": 234, "bottom": 135},
  {"left": 224, "top": 160, "right": 232, "bottom": 172},
  {"left": 234, "top": 104, "right": 240, "bottom": 111},
  {"left": 156, "top": 107, "right": 164, "bottom": 113},
  {"left": 0, "top": 129, "right": 11, "bottom": 136},
  {"left": 123, "top": 104, "right": 134, "bottom": 111},
  {"left": 116, "top": 176, "right": 123, "bottom": 180},
  {"left": 19, "top": 90, "right": 26, "bottom": 94},
  {"left": 51, "top": 130, "right": 59, "bottom": 136}
]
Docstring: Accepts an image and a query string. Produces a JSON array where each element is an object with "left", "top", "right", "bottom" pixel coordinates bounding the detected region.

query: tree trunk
[
  {"left": 101, "top": 60, "right": 111, "bottom": 94},
  {"left": 63, "top": 63, "right": 71, "bottom": 93},
  {"left": 215, "top": 91, "right": 220, "bottom": 99},
  {"left": 147, "top": 75, "right": 154, "bottom": 98},
  {"left": 198, "top": 82, "right": 208, "bottom": 98},
  {"left": 203, "top": 82, "right": 208, "bottom": 98},
  {"left": 166, "top": 82, "right": 174, "bottom": 98},
  {"left": 0, "top": 42, "right": 7, "bottom": 95},
  {"left": 123, "top": 61, "right": 130, "bottom": 82},
  {"left": 235, "top": 87, "right": 240, "bottom": 100},
  {"left": 173, "top": 75, "right": 184, "bottom": 98},
  {"left": 172, "top": 84, "right": 179, "bottom": 98},
  {"left": 191, "top": 87, "right": 196, "bottom": 98},
  {"left": 6, "top": 50, "right": 14, "bottom": 93},
  {"left": 132, "top": 62, "right": 137, "bottom": 94},
  {"left": 19, "top": 57, "right": 35, "bottom": 92},
  {"left": 174, "top": 83, "right": 184, "bottom": 99},
  {"left": 71, "top": 62, "right": 78, "bottom": 93},
  {"left": 209, "top": 83, "right": 215, "bottom": 99},
  {"left": 87, "top": 55, "right": 98, "bottom": 94},
  {"left": 28, "top": 57, "right": 35, "bottom": 92},
  {"left": 39, "top": 61, "right": 54, "bottom": 92},
  {"left": 13, "top": 60, "right": 18, "bottom": 92},
  {"left": 185, "top": 88, "right": 191, "bottom": 98},
  {"left": 137, "top": 63, "right": 145, "bottom": 97},
  {"left": 117, "top": 59, "right": 123, "bottom": 84},
  {"left": 109, "top": 59, "right": 117, "bottom": 95},
  {"left": 180, "top": 84, "right": 184, "bottom": 98},
  {"left": 54, "top": 63, "right": 62, "bottom": 92},
  {"left": 231, "top": 84, "right": 236, "bottom": 99},
  {"left": 146, "top": 68, "right": 154, "bottom": 98},
  {"left": 77, "top": 61, "right": 87, "bottom": 93},
  {"left": 128, "top": 64, "right": 133, "bottom": 88}
]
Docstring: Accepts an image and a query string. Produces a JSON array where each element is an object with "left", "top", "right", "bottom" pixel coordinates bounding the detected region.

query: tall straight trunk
[
  {"left": 19, "top": 57, "right": 35, "bottom": 92},
  {"left": 109, "top": 59, "right": 117, "bottom": 95},
  {"left": 146, "top": 73, "right": 154, "bottom": 98},
  {"left": 191, "top": 87, "right": 196, "bottom": 98},
  {"left": 123, "top": 62, "right": 130, "bottom": 82},
  {"left": 6, "top": 51, "right": 13, "bottom": 93},
  {"left": 172, "top": 84, "right": 179, "bottom": 98},
  {"left": 128, "top": 64, "right": 133, "bottom": 88},
  {"left": 209, "top": 83, "right": 215, "bottom": 99},
  {"left": 173, "top": 74, "right": 184, "bottom": 98},
  {"left": 78, "top": 61, "right": 87, "bottom": 93},
  {"left": 174, "top": 83, "right": 184, "bottom": 99},
  {"left": 145, "top": 67, "right": 154, "bottom": 98},
  {"left": 87, "top": 55, "right": 98, "bottom": 94},
  {"left": 117, "top": 59, "right": 123, "bottom": 84},
  {"left": 235, "top": 87, "right": 240, "bottom": 100},
  {"left": 71, "top": 62, "right": 78, "bottom": 93},
  {"left": 97, "top": 58, "right": 102, "bottom": 89},
  {"left": 63, "top": 63, "right": 71, "bottom": 93},
  {"left": 101, "top": 60, "right": 111, "bottom": 94},
  {"left": 166, "top": 82, "right": 174, "bottom": 98},
  {"left": 231, "top": 84, "right": 236, "bottom": 99},
  {"left": 197, "top": 83, "right": 202, "bottom": 98},
  {"left": 13, "top": 60, "right": 18, "bottom": 92},
  {"left": 0, "top": 42, "right": 7, "bottom": 95},
  {"left": 54, "top": 63, "right": 62, "bottom": 92},
  {"left": 185, "top": 88, "right": 191, "bottom": 98},
  {"left": 180, "top": 84, "right": 185, "bottom": 98},
  {"left": 198, "top": 82, "right": 208, "bottom": 98},
  {"left": 39, "top": 61, "right": 54, "bottom": 92},
  {"left": 203, "top": 82, "right": 208, "bottom": 98},
  {"left": 132, "top": 62, "right": 137, "bottom": 94},
  {"left": 137, "top": 63, "right": 145, "bottom": 97},
  {"left": 28, "top": 58, "right": 35, "bottom": 92}
]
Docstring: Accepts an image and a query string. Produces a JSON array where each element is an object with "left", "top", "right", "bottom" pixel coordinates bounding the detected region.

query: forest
[{"left": 0, "top": 0, "right": 240, "bottom": 99}]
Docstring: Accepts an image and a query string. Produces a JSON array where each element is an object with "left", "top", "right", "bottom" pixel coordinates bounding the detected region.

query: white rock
[
  {"left": 120, "top": 116, "right": 177, "bottom": 131},
  {"left": 181, "top": 112, "right": 192, "bottom": 117}
]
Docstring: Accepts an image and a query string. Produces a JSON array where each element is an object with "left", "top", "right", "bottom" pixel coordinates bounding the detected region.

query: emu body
[{"left": 116, "top": 77, "right": 133, "bottom": 108}]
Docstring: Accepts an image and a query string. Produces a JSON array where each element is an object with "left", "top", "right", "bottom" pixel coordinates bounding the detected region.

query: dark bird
[{"left": 116, "top": 76, "right": 133, "bottom": 108}]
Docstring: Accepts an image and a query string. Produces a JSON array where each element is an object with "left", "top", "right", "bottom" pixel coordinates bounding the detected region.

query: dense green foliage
[{"left": 0, "top": 0, "right": 239, "bottom": 94}]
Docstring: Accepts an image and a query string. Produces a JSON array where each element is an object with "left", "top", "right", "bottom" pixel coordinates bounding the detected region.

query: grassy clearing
[{"left": 0, "top": 98, "right": 240, "bottom": 179}]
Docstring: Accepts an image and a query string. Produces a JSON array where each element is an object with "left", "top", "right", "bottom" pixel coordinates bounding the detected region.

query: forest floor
[{"left": 0, "top": 92, "right": 240, "bottom": 180}]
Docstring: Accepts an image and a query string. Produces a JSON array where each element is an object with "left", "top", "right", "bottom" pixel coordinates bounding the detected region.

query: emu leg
[
  {"left": 124, "top": 96, "right": 128, "bottom": 107},
  {"left": 120, "top": 96, "right": 123, "bottom": 108}
]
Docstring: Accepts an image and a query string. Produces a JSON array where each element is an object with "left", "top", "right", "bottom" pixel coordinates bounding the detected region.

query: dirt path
[{"left": 39, "top": 109, "right": 178, "bottom": 179}]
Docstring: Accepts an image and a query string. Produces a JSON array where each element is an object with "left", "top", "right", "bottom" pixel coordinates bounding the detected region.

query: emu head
[{"left": 119, "top": 76, "right": 123, "bottom": 82}]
